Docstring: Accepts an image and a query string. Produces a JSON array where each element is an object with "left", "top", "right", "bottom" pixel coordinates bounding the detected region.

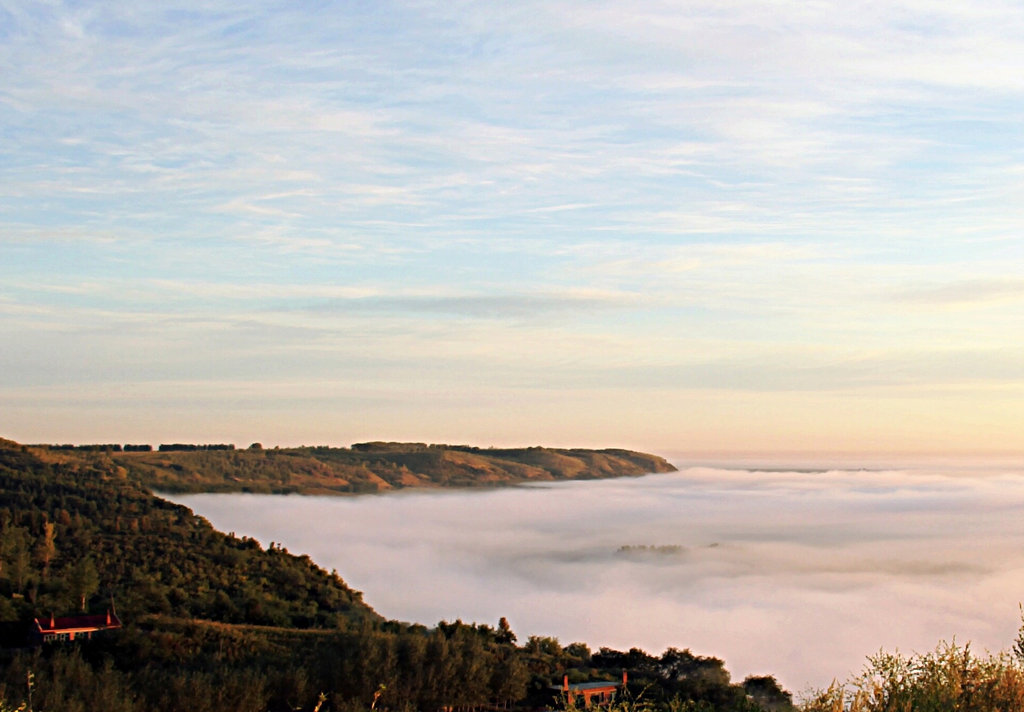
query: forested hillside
[
  {"left": 27, "top": 441, "right": 677, "bottom": 495},
  {"left": 0, "top": 436, "right": 792, "bottom": 712},
  {"left": 0, "top": 437, "right": 374, "bottom": 629}
]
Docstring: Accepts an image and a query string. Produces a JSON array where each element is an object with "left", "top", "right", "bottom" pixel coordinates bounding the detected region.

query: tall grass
[{"left": 800, "top": 640, "right": 1024, "bottom": 712}]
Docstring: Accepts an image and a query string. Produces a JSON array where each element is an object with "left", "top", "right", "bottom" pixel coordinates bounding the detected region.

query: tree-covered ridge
[
  {"left": 28, "top": 441, "right": 677, "bottom": 495},
  {"left": 0, "top": 438, "right": 376, "bottom": 629}
]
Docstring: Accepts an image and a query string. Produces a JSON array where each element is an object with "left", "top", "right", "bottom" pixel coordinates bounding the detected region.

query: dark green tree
[
  {"left": 496, "top": 615, "right": 517, "bottom": 644},
  {"left": 3, "top": 524, "right": 32, "bottom": 592}
]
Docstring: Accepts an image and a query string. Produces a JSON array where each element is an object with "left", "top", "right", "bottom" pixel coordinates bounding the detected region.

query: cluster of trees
[
  {"left": 32, "top": 444, "right": 239, "bottom": 453},
  {"left": 1, "top": 621, "right": 791, "bottom": 712},
  {"left": 615, "top": 545, "right": 685, "bottom": 556},
  {"left": 32, "top": 444, "right": 153, "bottom": 453},
  {"left": 0, "top": 618, "right": 532, "bottom": 712},
  {"left": 33, "top": 444, "right": 127, "bottom": 452}
]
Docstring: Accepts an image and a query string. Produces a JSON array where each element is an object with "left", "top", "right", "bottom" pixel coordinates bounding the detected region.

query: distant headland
[{"left": 22, "top": 440, "right": 677, "bottom": 495}]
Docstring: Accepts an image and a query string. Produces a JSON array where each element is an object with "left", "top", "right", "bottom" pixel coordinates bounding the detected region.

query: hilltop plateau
[{"left": 26, "top": 441, "right": 677, "bottom": 495}]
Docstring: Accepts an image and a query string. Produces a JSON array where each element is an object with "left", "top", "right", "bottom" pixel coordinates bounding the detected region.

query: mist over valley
[{"left": 175, "top": 459, "right": 1024, "bottom": 692}]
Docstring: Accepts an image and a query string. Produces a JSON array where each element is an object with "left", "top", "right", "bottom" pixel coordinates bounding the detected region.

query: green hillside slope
[{"left": 0, "top": 438, "right": 377, "bottom": 629}]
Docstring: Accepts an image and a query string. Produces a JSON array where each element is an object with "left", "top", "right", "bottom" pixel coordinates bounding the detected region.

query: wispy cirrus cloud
[{"left": 888, "top": 278, "right": 1024, "bottom": 308}]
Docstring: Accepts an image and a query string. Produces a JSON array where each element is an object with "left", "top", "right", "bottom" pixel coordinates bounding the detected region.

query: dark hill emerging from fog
[{"left": 31, "top": 442, "right": 677, "bottom": 495}]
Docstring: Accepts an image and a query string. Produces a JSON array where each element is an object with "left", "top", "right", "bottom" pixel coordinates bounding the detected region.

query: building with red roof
[
  {"left": 552, "top": 671, "right": 627, "bottom": 706},
  {"left": 33, "top": 610, "right": 121, "bottom": 643}
]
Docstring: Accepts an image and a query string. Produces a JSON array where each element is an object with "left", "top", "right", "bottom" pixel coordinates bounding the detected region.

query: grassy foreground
[{"left": 800, "top": 638, "right": 1024, "bottom": 712}]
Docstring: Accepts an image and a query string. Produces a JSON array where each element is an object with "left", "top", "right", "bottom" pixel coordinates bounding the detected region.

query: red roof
[{"left": 34, "top": 611, "right": 121, "bottom": 634}]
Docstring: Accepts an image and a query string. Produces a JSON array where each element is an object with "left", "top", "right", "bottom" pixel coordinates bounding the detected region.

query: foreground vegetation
[
  {"left": 801, "top": 639, "right": 1024, "bottom": 712},
  {"left": 26, "top": 441, "right": 677, "bottom": 495}
]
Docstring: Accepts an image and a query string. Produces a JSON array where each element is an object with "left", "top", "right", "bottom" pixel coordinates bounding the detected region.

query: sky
[
  {"left": 175, "top": 462, "right": 1024, "bottom": 693},
  {"left": 3, "top": 1, "right": 1024, "bottom": 454}
]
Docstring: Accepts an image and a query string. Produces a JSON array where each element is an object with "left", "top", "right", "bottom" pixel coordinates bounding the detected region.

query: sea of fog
[{"left": 172, "top": 461, "right": 1024, "bottom": 695}]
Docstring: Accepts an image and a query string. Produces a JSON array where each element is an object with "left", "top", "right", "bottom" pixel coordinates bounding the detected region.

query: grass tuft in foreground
[{"left": 800, "top": 639, "right": 1024, "bottom": 712}]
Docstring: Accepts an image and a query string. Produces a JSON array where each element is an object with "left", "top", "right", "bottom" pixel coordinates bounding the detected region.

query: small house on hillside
[
  {"left": 552, "top": 672, "right": 627, "bottom": 706},
  {"left": 33, "top": 610, "right": 121, "bottom": 643}
]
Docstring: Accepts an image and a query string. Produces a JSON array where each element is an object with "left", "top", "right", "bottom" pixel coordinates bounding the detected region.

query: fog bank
[{"left": 174, "top": 462, "right": 1024, "bottom": 693}]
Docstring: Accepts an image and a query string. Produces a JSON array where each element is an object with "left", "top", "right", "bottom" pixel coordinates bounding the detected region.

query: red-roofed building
[
  {"left": 33, "top": 611, "right": 121, "bottom": 643},
  {"left": 552, "top": 671, "right": 627, "bottom": 706}
]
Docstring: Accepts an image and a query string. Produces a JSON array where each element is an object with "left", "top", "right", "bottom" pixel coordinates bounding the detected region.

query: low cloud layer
[{"left": 175, "top": 462, "right": 1024, "bottom": 694}]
